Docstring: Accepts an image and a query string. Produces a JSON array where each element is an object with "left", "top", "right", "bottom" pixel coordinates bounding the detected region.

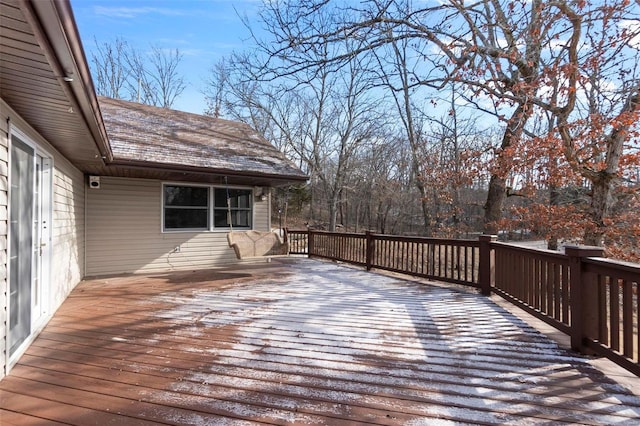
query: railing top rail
[
  {"left": 583, "top": 256, "right": 640, "bottom": 280},
  {"left": 491, "top": 241, "right": 570, "bottom": 262},
  {"left": 370, "top": 233, "right": 480, "bottom": 246},
  {"left": 309, "top": 230, "right": 366, "bottom": 238}
]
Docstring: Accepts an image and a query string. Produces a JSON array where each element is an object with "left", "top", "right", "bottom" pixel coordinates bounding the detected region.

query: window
[
  {"left": 164, "top": 185, "right": 209, "bottom": 230},
  {"left": 162, "top": 184, "right": 252, "bottom": 231}
]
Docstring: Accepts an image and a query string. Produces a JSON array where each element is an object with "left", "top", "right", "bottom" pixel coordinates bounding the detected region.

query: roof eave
[
  {"left": 24, "top": 0, "right": 113, "bottom": 162},
  {"left": 108, "top": 159, "right": 309, "bottom": 186}
]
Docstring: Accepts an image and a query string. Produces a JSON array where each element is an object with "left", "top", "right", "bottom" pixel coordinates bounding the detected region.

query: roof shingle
[{"left": 98, "top": 96, "right": 307, "bottom": 182}]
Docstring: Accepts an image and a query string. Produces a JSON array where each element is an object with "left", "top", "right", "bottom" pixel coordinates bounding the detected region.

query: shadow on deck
[{"left": 1, "top": 258, "right": 639, "bottom": 425}]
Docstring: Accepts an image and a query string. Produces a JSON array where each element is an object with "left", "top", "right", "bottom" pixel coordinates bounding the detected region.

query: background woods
[{"left": 89, "top": 0, "right": 640, "bottom": 261}]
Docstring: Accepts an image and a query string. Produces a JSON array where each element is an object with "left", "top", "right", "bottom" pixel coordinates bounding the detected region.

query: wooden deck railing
[
  {"left": 493, "top": 242, "right": 572, "bottom": 334},
  {"left": 369, "top": 233, "right": 479, "bottom": 286},
  {"left": 286, "top": 229, "right": 309, "bottom": 255},
  {"left": 579, "top": 256, "right": 639, "bottom": 375},
  {"left": 286, "top": 230, "right": 479, "bottom": 286},
  {"left": 285, "top": 228, "right": 640, "bottom": 376}
]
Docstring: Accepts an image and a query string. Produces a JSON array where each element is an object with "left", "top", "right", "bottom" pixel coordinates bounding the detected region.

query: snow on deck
[{"left": 1, "top": 258, "right": 639, "bottom": 425}]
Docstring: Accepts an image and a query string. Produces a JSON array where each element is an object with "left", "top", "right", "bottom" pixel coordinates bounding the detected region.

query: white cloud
[
  {"left": 548, "top": 38, "right": 569, "bottom": 51},
  {"left": 619, "top": 20, "right": 640, "bottom": 49},
  {"left": 93, "top": 6, "right": 188, "bottom": 19}
]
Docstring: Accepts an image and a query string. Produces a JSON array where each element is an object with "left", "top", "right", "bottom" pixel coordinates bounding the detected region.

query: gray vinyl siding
[
  {"left": 86, "top": 177, "right": 271, "bottom": 276},
  {"left": 1, "top": 98, "right": 86, "bottom": 378},
  {"left": 51, "top": 166, "right": 86, "bottom": 300}
]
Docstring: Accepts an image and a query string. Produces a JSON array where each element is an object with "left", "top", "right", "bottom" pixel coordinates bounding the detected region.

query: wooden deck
[{"left": 1, "top": 258, "right": 639, "bottom": 425}]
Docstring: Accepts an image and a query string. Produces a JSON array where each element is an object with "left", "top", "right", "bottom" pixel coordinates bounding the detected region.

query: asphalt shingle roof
[{"left": 98, "top": 96, "right": 307, "bottom": 181}]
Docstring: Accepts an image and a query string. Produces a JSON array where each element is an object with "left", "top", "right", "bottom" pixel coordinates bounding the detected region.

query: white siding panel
[
  {"left": 253, "top": 191, "right": 270, "bottom": 231},
  {"left": 51, "top": 164, "right": 85, "bottom": 306},
  {"left": 86, "top": 177, "right": 271, "bottom": 276}
]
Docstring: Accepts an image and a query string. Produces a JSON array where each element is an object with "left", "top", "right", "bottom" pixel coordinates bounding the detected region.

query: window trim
[{"left": 161, "top": 182, "right": 254, "bottom": 233}]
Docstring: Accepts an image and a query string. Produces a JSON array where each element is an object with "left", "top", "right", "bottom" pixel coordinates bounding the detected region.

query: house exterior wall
[
  {"left": 0, "top": 99, "right": 86, "bottom": 378},
  {"left": 85, "top": 177, "right": 271, "bottom": 276}
]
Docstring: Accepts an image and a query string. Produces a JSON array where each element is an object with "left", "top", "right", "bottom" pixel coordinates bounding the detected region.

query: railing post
[
  {"left": 479, "top": 235, "right": 497, "bottom": 296},
  {"left": 566, "top": 245, "right": 605, "bottom": 353},
  {"left": 365, "top": 231, "right": 374, "bottom": 271},
  {"left": 307, "top": 229, "right": 314, "bottom": 258}
]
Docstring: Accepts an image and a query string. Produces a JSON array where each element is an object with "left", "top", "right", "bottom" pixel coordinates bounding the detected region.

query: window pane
[
  {"left": 234, "top": 210, "right": 251, "bottom": 227},
  {"left": 213, "top": 209, "right": 251, "bottom": 228},
  {"left": 214, "top": 188, "right": 228, "bottom": 207},
  {"left": 236, "top": 192, "right": 250, "bottom": 208},
  {"left": 214, "top": 188, "right": 252, "bottom": 208},
  {"left": 214, "top": 210, "right": 231, "bottom": 228},
  {"left": 165, "top": 185, "right": 208, "bottom": 207},
  {"left": 165, "top": 208, "right": 208, "bottom": 229}
]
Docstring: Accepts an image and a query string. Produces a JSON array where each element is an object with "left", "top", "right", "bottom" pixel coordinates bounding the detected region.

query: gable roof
[{"left": 97, "top": 97, "right": 307, "bottom": 186}]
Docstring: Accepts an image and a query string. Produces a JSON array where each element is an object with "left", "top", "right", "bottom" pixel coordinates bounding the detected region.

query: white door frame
[
  {"left": 6, "top": 126, "right": 53, "bottom": 370},
  {"left": 32, "top": 152, "right": 53, "bottom": 327}
]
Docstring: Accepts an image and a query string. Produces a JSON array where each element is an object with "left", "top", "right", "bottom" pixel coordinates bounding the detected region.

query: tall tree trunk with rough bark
[{"left": 483, "top": 104, "right": 531, "bottom": 234}]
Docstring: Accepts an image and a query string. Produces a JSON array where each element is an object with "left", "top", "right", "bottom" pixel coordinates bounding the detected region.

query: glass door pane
[{"left": 9, "top": 135, "right": 34, "bottom": 355}]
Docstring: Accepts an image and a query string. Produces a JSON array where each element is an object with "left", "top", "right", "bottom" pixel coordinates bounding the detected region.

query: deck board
[
  {"left": 1, "top": 258, "right": 639, "bottom": 425},
  {"left": 0, "top": 407, "right": 68, "bottom": 426}
]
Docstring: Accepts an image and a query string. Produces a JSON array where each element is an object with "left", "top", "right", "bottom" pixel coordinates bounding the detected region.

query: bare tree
[
  {"left": 123, "top": 47, "right": 150, "bottom": 103},
  {"left": 203, "top": 58, "right": 230, "bottom": 118},
  {"left": 90, "top": 38, "right": 186, "bottom": 108},
  {"left": 422, "top": 88, "right": 487, "bottom": 237},
  {"left": 371, "top": 29, "right": 435, "bottom": 235},
  {"left": 90, "top": 36, "right": 129, "bottom": 99},
  {"left": 147, "top": 46, "right": 186, "bottom": 108}
]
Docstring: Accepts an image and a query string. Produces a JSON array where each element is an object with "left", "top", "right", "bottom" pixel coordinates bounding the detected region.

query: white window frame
[{"left": 161, "top": 182, "right": 253, "bottom": 233}]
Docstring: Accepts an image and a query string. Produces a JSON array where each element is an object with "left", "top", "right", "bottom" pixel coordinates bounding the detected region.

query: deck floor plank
[
  {"left": 1, "top": 258, "right": 639, "bottom": 425},
  {"left": 0, "top": 388, "right": 160, "bottom": 425},
  {"left": 11, "top": 359, "right": 432, "bottom": 425},
  {"left": 26, "top": 326, "right": 640, "bottom": 414},
  {"left": 0, "top": 407, "right": 69, "bottom": 426}
]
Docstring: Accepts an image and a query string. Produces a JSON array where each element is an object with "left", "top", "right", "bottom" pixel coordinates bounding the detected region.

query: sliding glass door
[{"left": 9, "top": 132, "right": 51, "bottom": 357}]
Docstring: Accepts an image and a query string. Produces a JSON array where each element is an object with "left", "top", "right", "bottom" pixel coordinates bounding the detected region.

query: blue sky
[{"left": 71, "top": 0, "right": 263, "bottom": 114}]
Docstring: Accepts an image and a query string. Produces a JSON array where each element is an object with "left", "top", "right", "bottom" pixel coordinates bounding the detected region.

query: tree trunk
[
  {"left": 309, "top": 185, "right": 315, "bottom": 226},
  {"left": 452, "top": 186, "right": 461, "bottom": 238},
  {"left": 483, "top": 175, "right": 507, "bottom": 235},
  {"left": 415, "top": 180, "right": 432, "bottom": 236},
  {"left": 583, "top": 175, "right": 612, "bottom": 246},
  {"left": 340, "top": 195, "right": 346, "bottom": 231},
  {"left": 377, "top": 201, "right": 388, "bottom": 233},
  {"left": 547, "top": 184, "right": 559, "bottom": 250},
  {"left": 483, "top": 104, "right": 529, "bottom": 235},
  {"left": 328, "top": 194, "right": 339, "bottom": 232}
]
